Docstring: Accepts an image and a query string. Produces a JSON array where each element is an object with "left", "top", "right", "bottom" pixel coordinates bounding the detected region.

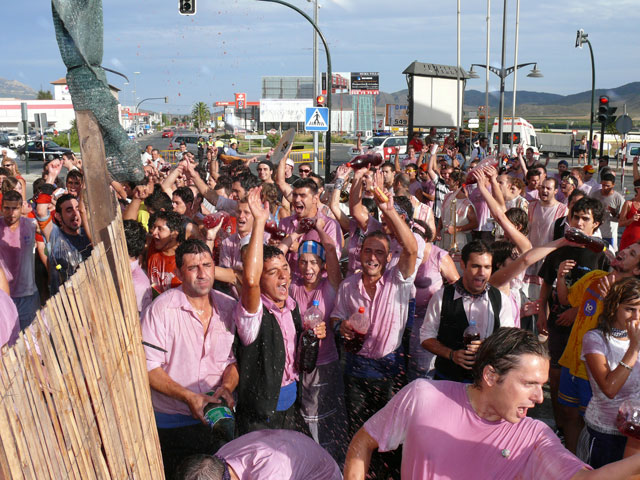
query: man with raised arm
[{"left": 234, "top": 187, "right": 326, "bottom": 435}]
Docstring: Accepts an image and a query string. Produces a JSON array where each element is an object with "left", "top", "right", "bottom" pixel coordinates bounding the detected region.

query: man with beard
[
  {"left": 277, "top": 178, "right": 342, "bottom": 277},
  {"left": 234, "top": 187, "right": 326, "bottom": 435},
  {"left": 147, "top": 211, "right": 184, "bottom": 294},
  {"left": 553, "top": 241, "right": 640, "bottom": 454},
  {"left": 330, "top": 192, "right": 417, "bottom": 477},
  {"left": 142, "top": 239, "right": 238, "bottom": 478},
  {"left": 421, "top": 240, "right": 515, "bottom": 383},
  {"left": 35, "top": 191, "right": 92, "bottom": 295},
  {"left": 537, "top": 197, "right": 609, "bottom": 446}
]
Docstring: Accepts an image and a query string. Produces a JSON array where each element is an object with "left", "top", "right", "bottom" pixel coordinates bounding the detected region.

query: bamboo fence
[{"left": 0, "top": 209, "right": 164, "bottom": 479}]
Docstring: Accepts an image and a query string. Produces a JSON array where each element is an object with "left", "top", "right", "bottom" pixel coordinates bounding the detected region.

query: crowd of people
[{"left": 3, "top": 131, "right": 640, "bottom": 479}]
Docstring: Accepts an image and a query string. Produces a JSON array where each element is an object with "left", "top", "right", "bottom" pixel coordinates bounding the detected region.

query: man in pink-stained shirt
[
  {"left": 278, "top": 178, "right": 342, "bottom": 276},
  {"left": 176, "top": 430, "right": 341, "bottom": 480},
  {"left": 141, "top": 239, "right": 239, "bottom": 479},
  {"left": 344, "top": 328, "right": 596, "bottom": 480},
  {"left": 233, "top": 187, "right": 326, "bottom": 436},
  {"left": 331, "top": 191, "right": 418, "bottom": 478}
]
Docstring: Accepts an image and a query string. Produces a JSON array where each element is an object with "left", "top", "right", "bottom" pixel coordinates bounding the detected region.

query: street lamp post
[
  {"left": 136, "top": 97, "right": 169, "bottom": 133},
  {"left": 133, "top": 71, "right": 140, "bottom": 133},
  {"left": 308, "top": 0, "right": 320, "bottom": 175},
  {"left": 258, "top": 0, "right": 332, "bottom": 181},
  {"left": 575, "top": 29, "right": 596, "bottom": 165},
  {"left": 468, "top": 62, "right": 542, "bottom": 157}
]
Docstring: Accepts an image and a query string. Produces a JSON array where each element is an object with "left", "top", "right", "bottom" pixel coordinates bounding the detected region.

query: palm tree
[{"left": 191, "top": 102, "right": 211, "bottom": 129}]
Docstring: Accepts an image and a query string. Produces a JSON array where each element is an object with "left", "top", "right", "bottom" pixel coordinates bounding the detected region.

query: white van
[{"left": 490, "top": 117, "right": 540, "bottom": 156}]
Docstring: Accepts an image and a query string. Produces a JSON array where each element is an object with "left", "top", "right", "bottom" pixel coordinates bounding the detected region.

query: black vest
[
  {"left": 235, "top": 303, "right": 302, "bottom": 420},
  {"left": 434, "top": 284, "right": 502, "bottom": 381}
]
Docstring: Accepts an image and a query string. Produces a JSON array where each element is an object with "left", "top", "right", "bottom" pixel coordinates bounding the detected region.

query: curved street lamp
[
  {"left": 468, "top": 62, "right": 542, "bottom": 155},
  {"left": 257, "top": 0, "right": 332, "bottom": 181}
]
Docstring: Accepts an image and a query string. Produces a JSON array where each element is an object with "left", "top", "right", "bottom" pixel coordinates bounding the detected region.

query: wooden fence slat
[{"left": 0, "top": 215, "right": 165, "bottom": 479}]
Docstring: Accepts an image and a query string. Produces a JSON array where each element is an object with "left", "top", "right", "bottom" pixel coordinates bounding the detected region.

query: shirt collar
[
  {"left": 261, "top": 293, "right": 295, "bottom": 315},
  {"left": 453, "top": 279, "right": 489, "bottom": 301}
]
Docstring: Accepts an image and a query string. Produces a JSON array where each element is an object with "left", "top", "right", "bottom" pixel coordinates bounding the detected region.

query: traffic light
[
  {"left": 597, "top": 95, "right": 617, "bottom": 124},
  {"left": 316, "top": 95, "right": 326, "bottom": 107}
]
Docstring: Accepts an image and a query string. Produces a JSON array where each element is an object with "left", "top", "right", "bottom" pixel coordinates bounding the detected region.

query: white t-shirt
[
  {"left": 364, "top": 379, "right": 589, "bottom": 480},
  {"left": 582, "top": 329, "right": 640, "bottom": 434}
]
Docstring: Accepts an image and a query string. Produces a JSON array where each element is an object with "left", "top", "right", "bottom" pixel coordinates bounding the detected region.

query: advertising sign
[
  {"left": 351, "top": 72, "right": 379, "bottom": 95},
  {"left": 235, "top": 93, "right": 246, "bottom": 110},
  {"left": 321, "top": 72, "right": 350, "bottom": 95},
  {"left": 385, "top": 104, "right": 408, "bottom": 127},
  {"left": 259, "top": 99, "right": 313, "bottom": 123}
]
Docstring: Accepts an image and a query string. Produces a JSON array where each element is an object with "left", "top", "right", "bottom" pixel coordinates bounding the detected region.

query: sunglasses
[{"left": 299, "top": 169, "right": 311, "bottom": 174}]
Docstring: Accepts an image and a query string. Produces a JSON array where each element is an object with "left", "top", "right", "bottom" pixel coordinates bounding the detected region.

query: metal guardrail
[{"left": 159, "top": 149, "right": 325, "bottom": 170}]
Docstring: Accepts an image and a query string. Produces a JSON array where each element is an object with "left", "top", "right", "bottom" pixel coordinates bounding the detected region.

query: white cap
[{"left": 286, "top": 158, "right": 295, "bottom": 167}]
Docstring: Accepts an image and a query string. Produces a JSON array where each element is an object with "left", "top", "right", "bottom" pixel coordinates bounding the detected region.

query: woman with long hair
[{"left": 581, "top": 277, "right": 640, "bottom": 468}]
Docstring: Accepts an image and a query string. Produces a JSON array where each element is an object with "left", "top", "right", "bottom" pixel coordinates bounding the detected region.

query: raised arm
[
  {"left": 349, "top": 167, "right": 371, "bottom": 230},
  {"left": 426, "top": 144, "right": 440, "bottom": 182},
  {"left": 241, "top": 187, "right": 269, "bottom": 314},
  {"left": 314, "top": 217, "right": 343, "bottom": 290},
  {"left": 373, "top": 171, "right": 417, "bottom": 279},
  {"left": 472, "top": 168, "right": 531, "bottom": 253},
  {"left": 329, "top": 164, "right": 352, "bottom": 232},
  {"left": 490, "top": 237, "right": 572, "bottom": 289},
  {"left": 184, "top": 160, "right": 220, "bottom": 206},
  {"left": 160, "top": 163, "right": 185, "bottom": 196},
  {"left": 123, "top": 185, "right": 149, "bottom": 222},
  {"left": 275, "top": 154, "right": 293, "bottom": 202}
]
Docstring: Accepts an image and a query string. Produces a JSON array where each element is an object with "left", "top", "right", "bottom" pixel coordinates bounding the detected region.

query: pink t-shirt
[
  {"left": 365, "top": 380, "right": 589, "bottom": 480},
  {"left": 217, "top": 429, "right": 341, "bottom": 480},
  {"left": 235, "top": 294, "right": 299, "bottom": 387},
  {"left": 289, "top": 276, "right": 338, "bottom": 365},
  {"left": 331, "top": 265, "right": 417, "bottom": 359},
  {"left": 0, "top": 289, "right": 19, "bottom": 348},
  {"left": 141, "top": 287, "right": 237, "bottom": 416}
]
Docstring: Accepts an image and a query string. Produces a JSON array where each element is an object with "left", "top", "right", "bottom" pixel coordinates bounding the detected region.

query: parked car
[
  {"left": 348, "top": 135, "right": 408, "bottom": 159},
  {"left": 17, "top": 140, "right": 73, "bottom": 161},
  {"left": 168, "top": 135, "right": 200, "bottom": 150},
  {"left": 0, "top": 132, "right": 10, "bottom": 148},
  {"left": 161, "top": 128, "right": 174, "bottom": 138}
]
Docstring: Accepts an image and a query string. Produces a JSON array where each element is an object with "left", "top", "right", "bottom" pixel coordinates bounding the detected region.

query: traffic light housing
[
  {"left": 597, "top": 95, "right": 617, "bottom": 124},
  {"left": 316, "top": 95, "right": 326, "bottom": 107}
]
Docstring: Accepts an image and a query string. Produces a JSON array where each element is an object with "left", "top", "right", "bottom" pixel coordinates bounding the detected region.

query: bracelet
[
  {"left": 449, "top": 350, "right": 454, "bottom": 361},
  {"left": 619, "top": 360, "right": 633, "bottom": 371},
  {"left": 334, "top": 178, "right": 345, "bottom": 189}
]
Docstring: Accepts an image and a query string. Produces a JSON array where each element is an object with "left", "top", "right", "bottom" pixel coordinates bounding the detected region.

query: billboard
[
  {"left": 259, "top": 99, "right": 313, "bottom": 123},
  {"left": 385, "top": 104, "right": 408, "bottom": 127},
  {"left": 412, "top": 76, "right": 462, "bottom": 127},
  {"left": 235, "top": 93, "right": 246, "bottom": 109},
  {"left": 321, "top": 72, "right": 351, "bottom": 95},
  {"left": 351, "top": 72, "right": 379, "bottom": 95}
]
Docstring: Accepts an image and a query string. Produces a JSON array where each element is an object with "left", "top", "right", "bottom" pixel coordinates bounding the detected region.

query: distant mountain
[
  {"left": 0, "top": 78, "right": 37, "bottom": 99},
  {"left": 375, "top": 82, "right": 640, "bottom": 117}
]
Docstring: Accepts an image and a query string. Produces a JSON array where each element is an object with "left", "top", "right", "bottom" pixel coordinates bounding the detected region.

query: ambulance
[{"left": 489, "top": 117, "right": 540, "bottom": 156}]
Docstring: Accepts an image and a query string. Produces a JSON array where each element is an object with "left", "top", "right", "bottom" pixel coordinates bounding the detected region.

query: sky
[{"left": 4, "top": 0, "right": 639, "bottom": 114}]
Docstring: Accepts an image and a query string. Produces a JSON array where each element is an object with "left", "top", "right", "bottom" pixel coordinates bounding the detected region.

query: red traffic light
[
  {"left": 599, "top": 95, "right": 609, "bottom": 105},
  {"left": 316, "top": 95, "right": 326, "bottom": 106}
]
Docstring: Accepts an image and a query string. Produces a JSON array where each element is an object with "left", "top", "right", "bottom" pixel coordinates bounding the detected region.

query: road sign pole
[{"left": 23, "top": 120, "right": 30, "bottom": 174}]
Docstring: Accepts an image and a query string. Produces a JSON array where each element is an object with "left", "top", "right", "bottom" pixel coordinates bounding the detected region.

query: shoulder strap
[{"left": 441, "top": 284, "right": 456, "bottom": 321}]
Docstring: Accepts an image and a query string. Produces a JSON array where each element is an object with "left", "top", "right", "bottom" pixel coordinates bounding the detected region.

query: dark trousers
[
  {"left": 345, "top": 375, "right": 401, "bottom": 479},
  {"left": 158, "top": 423, "right": 231, "bottom": 480},
  {"left": 586, "top": 426, "right": 627, "bottom": 469}
]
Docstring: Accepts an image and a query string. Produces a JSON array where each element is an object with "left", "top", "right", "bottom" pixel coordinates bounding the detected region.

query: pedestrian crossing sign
[{"left": 305, "top": 107, "right": 329, "bottom": 132}]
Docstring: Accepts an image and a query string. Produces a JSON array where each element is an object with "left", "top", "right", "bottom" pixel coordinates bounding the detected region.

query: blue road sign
[{"left": 305, "top": 107, "right": 329, "bottom": 132}]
